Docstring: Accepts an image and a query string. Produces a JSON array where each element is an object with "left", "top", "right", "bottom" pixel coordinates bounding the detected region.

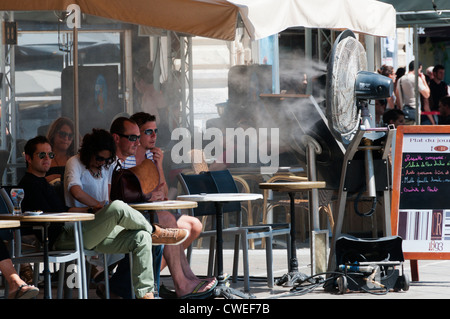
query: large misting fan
[
  {"left": 325, "top": 30, "right": 395, "bottom": 272},
  {"left": 326, "top": 30, "right": 393, "bottom": 145}
]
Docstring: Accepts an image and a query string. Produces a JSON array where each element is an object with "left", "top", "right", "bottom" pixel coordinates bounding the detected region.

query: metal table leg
[
  {"left": 275, "top": 192, "right": 309, "bottom": 287},
  {"left": 213, "top": 202, "right": 254, "bottom": 299}
]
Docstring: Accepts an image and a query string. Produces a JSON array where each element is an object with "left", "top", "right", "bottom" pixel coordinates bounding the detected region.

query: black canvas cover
[{"left": 335, "top": 235, "right": 404, "bottom": 266}]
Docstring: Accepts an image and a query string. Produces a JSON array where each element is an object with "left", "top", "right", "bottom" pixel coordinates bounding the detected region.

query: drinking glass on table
[{"left": 10, "top": 188, "right": 24, "bottom": 215}]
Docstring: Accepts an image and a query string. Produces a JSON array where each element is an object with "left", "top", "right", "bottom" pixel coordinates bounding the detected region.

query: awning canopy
[
  {"left": 0, "top": 0, "right": 396, "bottom": 41},
  {"left": 231, "top": 0, "right": 396, "bottom": 39},
  {"left": 379, "top": 0, "right": 450, "bottom": 28}
]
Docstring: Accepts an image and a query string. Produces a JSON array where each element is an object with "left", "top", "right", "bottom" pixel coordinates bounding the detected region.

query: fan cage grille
[{"left": 330, "top": 36, "right": 367, "bottom": 140}]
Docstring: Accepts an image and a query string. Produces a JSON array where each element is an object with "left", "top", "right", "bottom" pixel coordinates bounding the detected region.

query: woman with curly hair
[{"left": 64, "top": 128, "right": 116, "bottom": 209}]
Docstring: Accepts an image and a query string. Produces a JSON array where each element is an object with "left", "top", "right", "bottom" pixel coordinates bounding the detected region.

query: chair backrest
[
  {"left": 0, "top": 188, "right": 14, "bottom": 214},
  {"left": 0, "top": 188, "right": 14, "bottom": 241},
  {"left": 178, "top": 170, "right": 241, "bottom": 216},
  {"left": 208, "top": 170, "right": 242, "bottom": 225},
  {"left": 0, "top": 150, "right": 9, "bottom": 179},
  {"left": 208, "top": 170, "right": 239, "bottom": 194}
]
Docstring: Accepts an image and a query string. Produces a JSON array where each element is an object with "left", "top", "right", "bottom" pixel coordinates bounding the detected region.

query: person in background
[
  {"left": 394, "top": 67, "right": 406, "bottom": 109},
  {"left": 438, "top": 96, "right": 450, "bottom": 125},
  {"left": 134, "top": 66, "right": 165, "bottom": 125},
  {"left": 375, "top": 99, "right": 387, "bottom": 127},
  {"left": 45, "top": 117, "right": 75, "bottom": 199},
  {"left": 377, "top": 65, "right": 398, "bottom": 109},
  {"left": 383, "top": 108, "right": 405, "bottom": 128},
  {"left": 134, "top": 65, "right": 172, "bottom": 148},
  {"left": 397, "top": 61, "right": 431, "bottom": 124},
  {"left": 429, "top": 65, "right": 449, "bottom": 123},
  {"left": 425, "top": 66, "right": 434, "bottom": 85}
]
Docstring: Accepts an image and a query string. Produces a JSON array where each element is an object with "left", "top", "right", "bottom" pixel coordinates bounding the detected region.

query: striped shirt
[{"left": 123, "top": 150, "right": 154, "bottom": 169}]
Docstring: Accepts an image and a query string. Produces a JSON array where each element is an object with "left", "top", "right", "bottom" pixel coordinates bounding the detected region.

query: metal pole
[
  {"left": 66, "top": 4, "right": 81, "bottom": 151},
  {"left": 305, "top": 28, "right": 313, "bottom": 95},
  {"left": 187, "top": 37, "right": 194, "bottom": 134},
  {"left": 73, "top": 26, "right": 79, "bottom": 151},
  {"left": 124, "top": 29, "right": 133, "bottom": 115},
  {"left": 0, "top": 15, "right": 5, "bottom": 152},
  {"left": 9, "top": 14, "right": 16, "bottom": 184},
  {"left": 414, "top": 24, "right": 420, "bottom": 125}
]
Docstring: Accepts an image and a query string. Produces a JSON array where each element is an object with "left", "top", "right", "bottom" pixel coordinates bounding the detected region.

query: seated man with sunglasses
[
  {"left": 127, "top": 112, "right": 215, "bottom": 298},
  {"left": 108, "top": 116, "right": 165, "bottom": 298}
]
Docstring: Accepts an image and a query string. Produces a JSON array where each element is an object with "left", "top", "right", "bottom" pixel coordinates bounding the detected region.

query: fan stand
[
  {"left": 327, "top": 123, "right": 396, "bottom": 273},
  {"left": 275, "top": 135, "right": 323, "bottom": 287}
]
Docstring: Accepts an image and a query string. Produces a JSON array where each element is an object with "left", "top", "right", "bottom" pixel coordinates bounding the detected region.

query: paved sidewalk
[
  {"left": 3, "top": 245, "right": 449, "bottom": 300},
  {"left": 159, "top": 246, "right": 450, "bottom": 299}
]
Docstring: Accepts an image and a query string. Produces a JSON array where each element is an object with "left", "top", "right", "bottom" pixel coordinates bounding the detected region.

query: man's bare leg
[{"left": 157, "top": 211, "right": 215, "bottom": 297}]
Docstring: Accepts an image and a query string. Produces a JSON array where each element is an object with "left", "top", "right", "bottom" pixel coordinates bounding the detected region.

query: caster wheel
[
  {"left": 400, "top": 274, "right": 410, "bottom": 291},
  {"left": 394, "top": 274, "right": 410, "bottom": 292},
  {"left": 337, "top": 276, "right": 347, "bottom": 294}
]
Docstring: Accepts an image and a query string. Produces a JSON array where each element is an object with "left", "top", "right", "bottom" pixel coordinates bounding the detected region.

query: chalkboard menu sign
[{"left": 391, "top": 125, "right": 450, "bottom": 260}]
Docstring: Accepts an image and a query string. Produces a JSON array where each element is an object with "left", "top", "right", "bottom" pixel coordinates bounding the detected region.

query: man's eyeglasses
[
  {"left": 58, "top": 131, "right": 74, "bottom": 140},
  {"left": 35, "top": 152, "right": 55, "bottom": 159},
  {"left": 118, "top": 133, "right": 140, "bottom": 142},
  {"left": 95, "top": 155, "right": 113, "bottom": 164},
  {"left": 143, "top": 128, "right": 158, "bottom": 136}
]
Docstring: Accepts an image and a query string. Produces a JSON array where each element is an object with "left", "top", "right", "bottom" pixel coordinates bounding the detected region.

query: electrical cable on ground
[{"left": 268, "top": 270, "right": 390, "bottom": 299}]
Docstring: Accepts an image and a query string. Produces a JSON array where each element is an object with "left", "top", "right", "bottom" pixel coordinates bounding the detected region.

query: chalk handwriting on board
[{"left": 399, "top": 152, "right": 450, "bottom": 210}]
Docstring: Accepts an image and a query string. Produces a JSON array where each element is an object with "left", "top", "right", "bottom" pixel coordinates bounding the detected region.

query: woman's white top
[{"left": 64, "top": 154, "right": 114, "bottom": 208}]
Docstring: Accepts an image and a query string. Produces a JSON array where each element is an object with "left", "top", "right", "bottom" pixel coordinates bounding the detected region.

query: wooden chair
[{"left": 262, "top": 174, "right": 335, "bottom": 243}]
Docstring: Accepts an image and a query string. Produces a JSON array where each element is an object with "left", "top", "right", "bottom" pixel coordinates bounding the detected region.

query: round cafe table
[
  {"left": 0, "top": 212, "right": 95, "bottom": 299},
  {"left": 177, "top": 193, "right": 263, "bottom": 299},
  {"left": 0, "top": 220, "right": 20, "bottom": 228},
  {"left": 129, "top": 200, "right": 198, "bottom": 211},
  {"left": 259, "top": 181, "right": 326, "bottom": 287},
  {"left": 129, "top": 200, "right": 198, "bottom": 225}
]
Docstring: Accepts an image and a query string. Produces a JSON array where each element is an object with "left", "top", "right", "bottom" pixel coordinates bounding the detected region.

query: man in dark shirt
[
  {"left": 19, "top": 137, "right": 69, "bottom": 248},
  {"left": 20, "top": 171, "right": 67, "bottom": 212},
  {"left": 429, "top": 65, "right": 448, "bottom": 112},
  {"left": 438, "top": 96, "right": 450, "bottom": 125}
]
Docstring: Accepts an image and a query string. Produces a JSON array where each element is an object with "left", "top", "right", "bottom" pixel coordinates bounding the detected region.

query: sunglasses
[
  {"left": 58, "top": 131, "right": 74, "bottom": 140},
  {"left": 35, "top": 152, "right": 55, "bottom": 159},
  {"left": 143, "top": 128, "right": 158, "bottom": 136},
  {"left": 95, "top": 155, "right": 113, "bottom": 164},
  {"left": 118, "top": 133, "right": 140, "bottom": 142}
]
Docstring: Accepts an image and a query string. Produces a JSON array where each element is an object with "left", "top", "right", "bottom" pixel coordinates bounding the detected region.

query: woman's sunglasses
[
  {"left": 95, "top": 155, "right": 113, "bottom": 164},
  {"left": 58, "top": 131, "right": 74, "bottom": 140},
  {"left": 35, "top": 152, "right": 55, "bottom": 159}
]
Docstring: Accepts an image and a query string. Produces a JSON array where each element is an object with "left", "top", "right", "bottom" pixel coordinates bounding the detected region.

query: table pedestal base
[
  {"left": 275, "top": 271, "right": 310, "bottom": 287},
  {"left": 213, "top": 280, "right": 255, "bottom": 299}
]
